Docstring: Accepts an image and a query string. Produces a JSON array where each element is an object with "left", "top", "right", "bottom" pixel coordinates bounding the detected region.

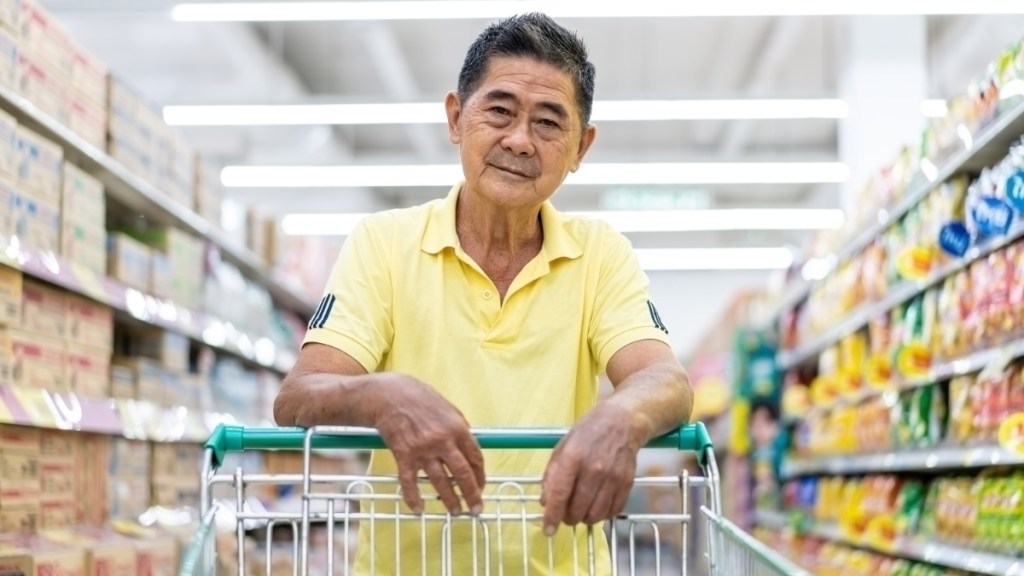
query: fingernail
[
  {"left": 412, "top": 506, "right": 423, "bottom": 515},
  {"left": 544, "top": 525, "right": 556, "bottom": 537},
  {"left": 471, "top": 504, "right": 483, "bottom": 516}
]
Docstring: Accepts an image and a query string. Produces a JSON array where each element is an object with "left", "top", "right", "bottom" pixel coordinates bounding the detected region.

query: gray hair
[{"left": 457, "top": 13, "right": 596, "bottom": 128}]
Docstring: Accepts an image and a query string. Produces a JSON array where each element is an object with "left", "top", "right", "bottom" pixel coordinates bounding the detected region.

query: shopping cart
[{"left": 179, "top": 423, "right": 808, "bottom": 576}]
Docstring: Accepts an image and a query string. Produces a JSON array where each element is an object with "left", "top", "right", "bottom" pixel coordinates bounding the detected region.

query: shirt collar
[{"left": 421, "top": 181, "right": 582, "bottom": 262}]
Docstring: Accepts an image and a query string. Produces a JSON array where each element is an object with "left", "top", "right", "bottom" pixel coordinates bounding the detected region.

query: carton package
[
  {"left": 15, "top": 127, "right": 62, "bottom": 204},
  {"left": 65, "top": 295, "right": 112, "bottom": 348},
  {"left": 108, "top": 364, "right": 133, "bottom": 399},
  {"left": 0, "top": 0, "right": 18, "bottom": 38},
  {"left": 60, "top": 220, "right": 106, "bottom": 276},
  {"left": 0, "top": 176, "right": 14, "bottom": 236},
  {"left": 0, "top": 329, "right": 12, "bottom": 382},
  {"left": 124, "top": 327, "right": 188, "bottom": 373},
  {"left": 107, "top": 438, "right": 150, "bottom": 479},
  {"left": 0, "top": 26, "right": 15, "bottom": 90},
  {"left": 0, "top": 451, "right": 38, "bottom": 488},
  {"left": 111, "top": 357, "right": 165, "bottom": 404},
  {"left": 38, "top": 460, "right": 72, "bottom": 495},
  {"left": 21, "top": 279, "right": 66, "bottom": 337},
  {"left": 150, "top": 476, "right": 199, "bottom": 508},
  {"left": 106, "top": 478, "right": 148, "bottom": 520},
  {"left": 107, "top": 232, "right": 151, "bottom": 291},
  {"left": 67, "top": 98, "right": 105, "bottom": 151},
  {"left": 38, "top": 495, "right": 74, "bottom": 529},
  {"left": 163, "top": 372, "right": 199, "bottom": 410},
  {"left": 16, "top": 54, "right": 66, "bottom": 125},
  {"left": 39, "top": 429, "right": 74, "bottom": 462},
  {"left": 19, "top": 0, "right": 71, "bottom": 72},
  {"left": 0, "top": 485, "right": 38, "bottom": 508},
  {"left": 9, "top": 329, "right": 66, "bottom": 390},
  {"left": 86, "top": 543, "right": 136, "bottom": 576},
  {"left": 68, "top": 46, "right": 107, "bottom": 109},
  {"left": 66, "top": 346, "right": 109, "bottom": 398},
  {"left": 0, "top": 108, "right": 16, "bottom": 179},
  {"left": 61, "top": 163, "right": 104, "bottom": 227},
  {"left": 135, "top": 537, "right": 178, "bottom": 576},
  {"left": 194, "top": 183, "right": 222, "bottom": 229},
  {"left": 0, "top": 506, "right": 38, "bottom": 533},
  {"left": 149, "top": 252, "right": 172, "bottom": 300},
  {"left": 0, "top": 547, "right": 85, "bottom": 576},
  {"left": 0, "top": 425, "right": 40, "bottom": 453},
  {"left": 0, "top": 264, "right": 22, "bottom": 325},
  {"left": 150, "top": 443, "right": 200, "bottom": 478},
  {"left": 12, "top": 191, "right": 60, "bottom": 253}
]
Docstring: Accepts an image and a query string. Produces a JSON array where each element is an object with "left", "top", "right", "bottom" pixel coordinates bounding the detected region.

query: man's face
[{"left": 445, "top": 56, "right": 597, "bottom": 210}]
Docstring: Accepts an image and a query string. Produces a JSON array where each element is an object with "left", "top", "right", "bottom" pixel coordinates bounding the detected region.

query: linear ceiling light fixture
[
  {"left": 171, "top": 1, "right": 1024, "bottom": 22},
  {"left": 635, "top": 248, "right": 795, "bottom": 271},
  {"left": 280, "top": 208, "right": 845, "bottom": 236},
  {"left": 163, "top": 99, "right": 849, "bottom": 126},
  {"left": 221, "top": 162, "right": 849, "bottom": 188}
]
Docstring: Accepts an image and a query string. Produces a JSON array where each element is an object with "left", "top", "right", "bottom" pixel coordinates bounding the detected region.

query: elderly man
[{"left": 274, "top": 12, "right": 692, "bottom": 573}]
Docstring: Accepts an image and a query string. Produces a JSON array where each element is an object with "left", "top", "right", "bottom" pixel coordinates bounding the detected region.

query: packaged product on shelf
[
  {"left": 0, "top": 264, "right": 21, "bottom": 325},
  {"left": 65, "top": 294, "right": 113, "bottom": 348},
  {"left": 126, "top": 226, "right": 203, "bottom": 309},
  {"left": 18, "top": 0, "right": 71, "bottom": 73},
  {"left": 7, "top": 328, "right": 67, "bottom": 390},
  {"left": 148, "top": 251, "right": 173, "bottom": 300},
  {"left": 150, "top": 443, "right": 201, "bottom": 478},
  {"left": 66, "top": 96, "right": 106, "bottom": 152},
  {"left": 0, "top": 425, "right": 41, "bottom": 453},
  {"left": 107, "top": 232, "right": 152, "bottom": 292},
  {"left": 0, "top": 505, "right": 38, "bottom": 533},
  {"left": 193, "top": 175, "right": 222, "bottom": 229},
  {"left": 12, "top": 190, "right": 60, "bottom": 253},
  {"left": 67, "top": 44, "right": 108, "bottom": 110},
  {"left": 0, "top": 546, "right": 85, "bottom": 576},
  {"left": 66, "top": 345, "right": 110, "bottom": 398},
  {"left": 61, "top": 163, "right": 104, "bottom": 227},
  {"left": 0, "top": 25, "right": 16, "bottom": 90},
  {"left": 108, "top": 364, "right": 133, "bottom": 399},
  {"left": 20, "top": 278, "right": 66, "bottom": 337},
  {"left": 15, "top": 54, "right": 68, "bottom": 125},
  {"left": 121, "top": 326, "right": 189, "bottom": 373},
  {"left": 85, "top": 542, "right": 136, "bottom": 576},
  {"left": 0, "top": 109, "right": 15, "bottom": 180},
  {"left": 60, "top": 217, "right": 107, "bottom": 275},
  {"left": 134, "top": 537, "right": 179, "bottom": 576},
  {"left": 111, "top": 356, "right": 167, "bottom": 404}
]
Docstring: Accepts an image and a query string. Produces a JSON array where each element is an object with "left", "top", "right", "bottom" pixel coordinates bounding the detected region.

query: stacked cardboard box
[
  {"left": 60, "top": 164, "right": 106, "bottom": 276},
  {"left": 193, "top": 162, "right": 222, "bottom": 230},
  {"left": 13, "top": 125, "right": 61, "bottom": 254},
  {"left": 106, "top": 438, "right": 149, "bottom": 521},
  {"left": 16, "top": 0, "right": 108, "bottom": 149},
  {"left": 149, "top": 443, "right": 200, "bottom": 510},
  {"left": 115, "top": 326, "right": 200, "bottom": 409},
  {"left": 127, "top": 226, "right": 203, "bottom": 310},
  {"left": 107, "top": 78, "right": 193, "bottom": 208},
  {"left": 106, "top": 232, "right": 150, "bottom": 292},
  {"left": 65, "top": 294, "right": 112, "bottom": 397},
  {"left": 0, "top": 425, "right": 40, "bottom": 534},
  {"left": 38, "top": 429, "right": 75, "bottom": 530}
]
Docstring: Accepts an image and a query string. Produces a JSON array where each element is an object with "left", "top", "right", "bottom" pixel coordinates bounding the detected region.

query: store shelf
[
  {"left": 779, "top": 218, "right": 1024, "bottom": 369},
  {"left": 784, "top": 337, "right": 1024, "bottom": 424},
  {"left": 783, "top": 444, "right": 1024, "bottom": 478},
  {"left": 755, "top": 509, "right": 1023, "bottom": 575},
  {"left": 0, "top": 234, "right": 295, "bottom": 375},
  {"left": 0, "top": 384, "right": 247, "bottom": 443},
  {"left": 0, "top": 82, "right": 316, "bottom": 318},
  {"left": 770, "top": 99, "right": 1024, "bottom": 342}
]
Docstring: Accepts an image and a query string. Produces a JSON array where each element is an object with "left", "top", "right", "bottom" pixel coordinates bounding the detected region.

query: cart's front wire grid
[{"left": 181, "top": 424, "right": 805, "bottom": 576}]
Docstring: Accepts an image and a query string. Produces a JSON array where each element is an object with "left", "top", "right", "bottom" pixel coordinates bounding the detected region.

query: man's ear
[
  {"left": 570, "top": 124, "right": 597, "bottom": 172},
  {"left": 445, "top": 91, "right": 462, "bottom": 144}
]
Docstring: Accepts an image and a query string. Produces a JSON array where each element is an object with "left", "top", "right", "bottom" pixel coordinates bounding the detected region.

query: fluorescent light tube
[
  {"left": 163, "top": 99, "right": 849, "bottom": 126},
  {"left": 172, "top": 1, "right": 1024, "bottom": 22},
  {"left": 921, "top": 99, "right": 949, "bottom": 118},
  {"left": 280, "top": 208, "right": 844, "bottom": 236},
  {"left": 221, "top": 162, "right": 849, "bottom": 188},
  {"left": 635, "top": 248, "right": 794, "bottom": 271}
]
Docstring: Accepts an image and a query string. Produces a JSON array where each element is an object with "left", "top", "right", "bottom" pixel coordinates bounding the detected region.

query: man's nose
[{"left": 501, "top": 118, "right": 535, "bottom": 156}]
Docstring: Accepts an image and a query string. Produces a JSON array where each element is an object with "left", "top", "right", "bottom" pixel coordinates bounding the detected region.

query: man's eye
[
  {"left": 538, "top": 119, "right": 560, "bottom": 128},
  {"left": 490, "top": 107, "right": 511, "bottom": 116}
]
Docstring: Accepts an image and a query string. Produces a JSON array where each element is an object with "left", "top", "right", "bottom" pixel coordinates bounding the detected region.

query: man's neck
[{"left": 455, "top": 190, "right": 544, "bottom": 257}]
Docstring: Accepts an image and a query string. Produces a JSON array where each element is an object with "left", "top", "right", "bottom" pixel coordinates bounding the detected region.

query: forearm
[
  {"left": 274, "top": 372, "right": 386, "bottom": 428},
  {"left": 599, "top": 362, "right": 692, "bottom": 445}
]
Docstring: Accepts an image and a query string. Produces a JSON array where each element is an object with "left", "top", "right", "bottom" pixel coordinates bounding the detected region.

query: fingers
[
  {"left": 398, "top": 464, "right": 423, "bottom": 514},
  {"left": 457, "top": 433, "right": 487, "bottom": 489},
  {"left": 424, "top": 459, "right": 462, "bottom": 515},
  {"left": 444, "top": 449, "right": 484, "bottom": 515},
  {"left": 541, "top": 456, "right": 576, "bottom": 536}
]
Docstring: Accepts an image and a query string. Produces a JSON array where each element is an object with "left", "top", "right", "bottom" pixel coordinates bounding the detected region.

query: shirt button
[{"left": 482, "top": 290, "right": 493, "bottom": 300}]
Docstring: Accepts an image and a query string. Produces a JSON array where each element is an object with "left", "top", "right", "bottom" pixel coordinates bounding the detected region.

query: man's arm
[
  {"left": 276, "top": 343, "right": 487, "bottom": 515},
  {"left": 541, "top": 339, "right": 691, "bottom": 533}
]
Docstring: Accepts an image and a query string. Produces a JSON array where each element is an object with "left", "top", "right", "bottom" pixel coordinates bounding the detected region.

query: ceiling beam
[
  {"left": 360, "top": 23, "right": 445, "bottom": 159},
  {"left": 716, "top": 17, "right": 811, "bottom": 157}
]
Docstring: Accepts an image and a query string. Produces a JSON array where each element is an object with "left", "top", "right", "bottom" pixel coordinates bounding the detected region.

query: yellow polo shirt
[{"left": 303, "top": 182, "right": 672, "bottom": 574}]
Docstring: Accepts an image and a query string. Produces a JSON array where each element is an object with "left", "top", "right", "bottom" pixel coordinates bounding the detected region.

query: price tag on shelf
[{"left": 998, "top": 412, "right": 1024, "bottom": 455}]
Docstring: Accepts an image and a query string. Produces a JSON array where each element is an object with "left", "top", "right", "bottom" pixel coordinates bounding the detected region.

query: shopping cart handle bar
[{"left": 205, "top": 422, "right": 712, "bottom": 468}]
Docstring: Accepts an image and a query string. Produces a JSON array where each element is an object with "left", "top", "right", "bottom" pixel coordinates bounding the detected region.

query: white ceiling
[{"left": 40, "top": 5, "right": 1024, "bottom": 354}]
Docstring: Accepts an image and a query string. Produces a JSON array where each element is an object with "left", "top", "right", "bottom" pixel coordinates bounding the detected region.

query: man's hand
[
  {"left": 540, "top": 403, "right": 642, "bottom": 534},
  {"left": 373, "top": 374, "right": 487, "bottom": 516}
]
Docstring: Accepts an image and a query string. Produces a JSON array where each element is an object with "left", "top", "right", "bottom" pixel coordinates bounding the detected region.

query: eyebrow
[{"left": 480, "top": 89, "right": 570, "bottom": 121}]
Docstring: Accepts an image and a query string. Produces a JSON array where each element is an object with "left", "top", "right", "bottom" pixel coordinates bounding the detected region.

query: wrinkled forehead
[{"left": 473, "top": 55, "right": 582, "bottom": 121}]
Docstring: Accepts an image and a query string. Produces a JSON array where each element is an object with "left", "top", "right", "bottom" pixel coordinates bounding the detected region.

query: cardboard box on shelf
[
  {"left": 60, "top": 221, "right": 106, "bottom": 277},
  {"left": 8, "top": 329, "right": 66, "bottom": 390},
  {"left": 0, "top": 264, "right": 22, "bottom": 326},
  {"left": 0, "top": 506, "right": 38, "bottom": 533},
  {"left": 149, "top": 252, "right": 172, "bottom": 300},
  {"left": 13, "top": 191, "right": 60, "bottom": 254},
  {"left": 65, "top": 295, "right": 112, "bottom": 349},
  {"left": 67, "top": 98, "right": 105, "bottom": 151},
  {"left": 38, "top": 460, "right": 72, "bottom": 495},
  {"left": 18, "top": 0, "right": 71, "bottom": 72},
  {"left": 39, "top": 429, "right": 74, "bottom": 462},
  {"left": 150, "top": 444, "right": 200, "bottom": 478},
  {"left": 15, "top": 127, "right": 62, "bottom": 204},
  {"left": 108, "top": 364, "right": 133, "bottom": 399},
  {"left": 106, "top": 478, "right": 148, "bottom": 520},
  {"left": 61, "top": 163, "right": 104, "bottom": 227},
  {"left": 0, "top": 108, "right": 16, "bottom": 180},
  {"left": 0, "top": 26, "right": 15, "bottom": 91},
  {"left": 111, "top": 356, "right": 165, "bottom": 404},
  {"left": 0, "top": 0, "right": 19, "bottom": 34},
  {"left": 66, "top": 346, "right": 109, "bottom": 398},
  {"left": 0, "top": 547, "right": 85, "bottom": 576},
  {"left": 107, "top": 438, "right": 150, "bottom": 479},
  {"left": 150, "top": 476, "right": 199, "bottom": 508},
  {"left": 194, "top": 183, "right": 222, "bottom": 229},
  {"left": 0, "top": 452, "right": 37, "bottom": 488},
  {"left": 38, "top": 495, "right": 74, "bottom": 529},
  {"left": 16, "top": 54, "right": 67, "bottom": 126},
  {"left": 0, "top": 485, "right": 38, "bottom": 508},
  {"left": 0, "top": 425, "right": 40, "bottom": 454},
  {"left": 124, "top": 327, "right": 188, "bottom": 373},
  {"left": 134, "top": 537, "right": 178, "bottom": 576},
  {"left": 107, "top": 232, "right": 151, "bottom": 292},
  {"left": 86, "top": 543, "right": 136, "bottom": 576},
  {"left": 67, "top": 45, "right": 107, "bottom": 110},
  {"left": 20, "top": 279, "right": 66, "bottom": 337}
]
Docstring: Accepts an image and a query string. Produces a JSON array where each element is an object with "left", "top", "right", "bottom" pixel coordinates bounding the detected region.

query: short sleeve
[
  {"left": 588, "top": 227, "right": 673, "bottom": 372},
  {"left": 302, "top": 216, "right": 394, "bottom": 372}
]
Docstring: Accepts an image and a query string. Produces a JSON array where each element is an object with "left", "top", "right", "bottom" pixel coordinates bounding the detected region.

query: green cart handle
[{"left": 205, "top": 423, "right": 713, "bottom": 469}]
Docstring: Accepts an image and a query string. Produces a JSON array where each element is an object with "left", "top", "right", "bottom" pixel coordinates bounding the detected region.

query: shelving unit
[
  {"left": 0, "top": 81, "right": 316, "bottom": 319},
  {"left": 753, "top": 509, "right": 1024, "bottom": 576},
  {"left": 783, "top": 444, "right": 1024, "bottom": 477}
]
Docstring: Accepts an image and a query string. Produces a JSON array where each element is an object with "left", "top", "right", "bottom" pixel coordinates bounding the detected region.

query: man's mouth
[{"left": 490, "top": 164, "right": 534, "bottom": 179}]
